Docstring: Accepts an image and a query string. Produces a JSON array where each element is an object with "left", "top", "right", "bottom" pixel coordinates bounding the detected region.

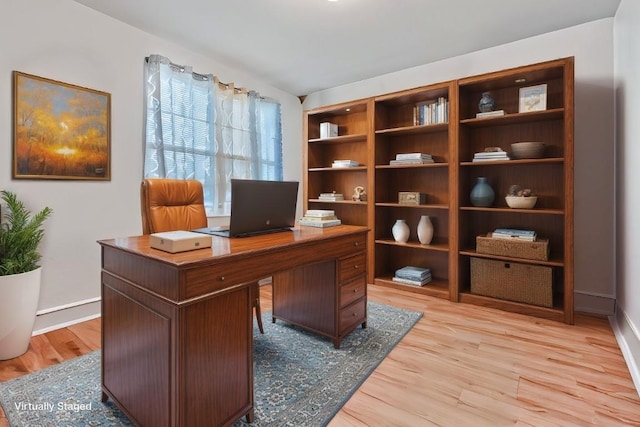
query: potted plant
[{"left": 0, "top": 190, "right": 52, "bottom": 360}]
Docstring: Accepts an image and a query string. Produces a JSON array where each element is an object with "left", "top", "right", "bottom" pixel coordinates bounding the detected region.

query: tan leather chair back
[{"left": 140, "top": 178, "right": 208, "bottom": 234}]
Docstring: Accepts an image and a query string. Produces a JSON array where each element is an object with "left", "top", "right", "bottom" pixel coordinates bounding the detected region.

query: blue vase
[
  {"left": 470, "top": 177, "right": 495, "bottom": 207},
  {"left": 478, "top": 92, "right": 496, "bottom": 113}
]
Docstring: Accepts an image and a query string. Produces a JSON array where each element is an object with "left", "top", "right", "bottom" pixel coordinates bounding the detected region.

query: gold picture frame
[
  {"left": 13, "top": 71, "right": 111, "bottom": 180},
  {"left": 518, "top": 83, "right": 547, "bottom": 113}
]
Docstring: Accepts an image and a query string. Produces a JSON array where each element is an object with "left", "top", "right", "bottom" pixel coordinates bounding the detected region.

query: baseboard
[
  {"left": 32, "top": 297, "right": 101, "bottom": 335},
  {"left": 574, "top": 290, "right": 616, "bottom": 316},
  {"left": 610, "top": 306, "right": 640, "bottom": 396},
  {"left": 30, "top": 280, "right": 274, "bottom": 335}
]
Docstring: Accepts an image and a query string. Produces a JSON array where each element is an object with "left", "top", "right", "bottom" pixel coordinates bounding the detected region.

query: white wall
[
  {"left": 0, "top": 0, "right": 303, "bottom": 332},
  {"left": 614, "top": 0, "right": 640, "bottom": 390},
  {"left": 0, "top": 1, "right": 623, "bottom": 334},
  {"left": 304, "top": 19, "right": 617, "bottom": 316}
]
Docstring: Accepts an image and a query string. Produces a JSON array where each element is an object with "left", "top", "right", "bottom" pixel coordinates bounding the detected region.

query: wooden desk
[{"left": 98, "top": 225, "right": 368, "bottom": 427}]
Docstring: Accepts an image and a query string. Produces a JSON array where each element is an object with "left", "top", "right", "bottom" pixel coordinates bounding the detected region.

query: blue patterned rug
[{"left": 0, "top": 301, "right": 422, "bottom": 427}]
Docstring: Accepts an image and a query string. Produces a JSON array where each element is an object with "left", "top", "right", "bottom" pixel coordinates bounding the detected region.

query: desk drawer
[
  {"left": 339, "top": 252, "right": 366, "bottom": 283},
  {"left": 340, "top": 298, "right": 366, "bottom": 333},
  {"left": 340, "top": 276, "right": 366, "bottom": 308}
]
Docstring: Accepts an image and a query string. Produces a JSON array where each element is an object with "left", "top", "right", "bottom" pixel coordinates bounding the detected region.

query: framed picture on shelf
[
  {"left": 13, "top": 71, "right": 111, "bottom": 180},
  {"left": 518, "top": 83, "right": 547, "bottom": 113}
]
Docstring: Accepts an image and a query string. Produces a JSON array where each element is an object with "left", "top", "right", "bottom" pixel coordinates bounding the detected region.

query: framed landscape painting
[{"left": 13, "top": 71, "right": 111, "bottom": 180}]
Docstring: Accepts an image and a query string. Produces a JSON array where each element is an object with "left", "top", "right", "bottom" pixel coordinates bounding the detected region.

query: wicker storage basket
[
  {"left": 470, "top": 257, "right": 552, "bottom": 307},
  {"left": 476, "top": 234, "right": 549, "bottom": 261}
]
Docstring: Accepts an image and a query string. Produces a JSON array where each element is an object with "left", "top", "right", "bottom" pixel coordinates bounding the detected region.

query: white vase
[
  {"left": 392, "top": 219, "right": 410, "bottom": 243},
  {"left": 417, "top": 215, "right": 434, "bottom": 245},
  {"left": 0, "top": 267, "right": 42, "bottom": 360}
]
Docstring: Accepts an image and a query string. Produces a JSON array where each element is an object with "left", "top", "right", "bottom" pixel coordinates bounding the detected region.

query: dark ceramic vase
[{"left": 470, "top": 177, "right": 495, "bottom": 207}]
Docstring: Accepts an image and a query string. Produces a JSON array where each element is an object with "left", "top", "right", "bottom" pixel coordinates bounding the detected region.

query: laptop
[{"left": 193, "top": 179, "right": 299, "bottom": 238}]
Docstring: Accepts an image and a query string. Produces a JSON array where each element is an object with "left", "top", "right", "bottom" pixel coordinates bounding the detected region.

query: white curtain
[{"left": 143, "top": 54, "right": 283, "bottom": 215}]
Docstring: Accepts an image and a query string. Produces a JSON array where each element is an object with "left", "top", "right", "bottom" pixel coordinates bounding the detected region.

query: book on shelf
[
  {"left": 476, "top": 110, "right": 505, "bottom": 118},
  {"left": 299, "top": 218, "right": 342, "bottom": 228},
  {"left": 492, "top": 228, "right": 536, "bottom": 241},
  {"left": 413, "top": 97, "right": 449, "bottom": 126},
  {"left": 390, "top": 158, "right": 434, "bottom": 165},
  {"left": 395, "top": 266, "right": 432, "bottom": 281},
  {"left": 318, "top": 192, "right": 344, "bottom": 201},
  {"left": 391, "top": 276, "right": 432, "bottom": 287},
  {"left": 331, "top": 160, "right": 360, "bottom": 168},
  {"left": 395, "top": 153, "right": 433, "bottom": 161},
  {"left": 300, "top": 215, "right": 338, "bottom": 221},
  {"left": 304, "top": 209, "right": 336, "bottom": 218},
  {"left": 473, "top": 153, "right": 510, "bottom": 162}
]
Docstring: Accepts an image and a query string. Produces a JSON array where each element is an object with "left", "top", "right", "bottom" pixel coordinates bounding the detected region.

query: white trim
[
  {"left": 574, "top": 291, "right": 616, "bottom": 316},
  {"left": 33, "top": 313, "right": 101, "bottom": 336},
  {"left": 574, "top": 289, "right": 616, "bottom": 299},
  {"left": 32, "top": 298, "right": 101, "bottom": 335},
  {"left": 610, "top": 308, "right": 640, "bottom": 396},
  {"left": 35, "top": 296, "right": 101, "bottom": 316}
]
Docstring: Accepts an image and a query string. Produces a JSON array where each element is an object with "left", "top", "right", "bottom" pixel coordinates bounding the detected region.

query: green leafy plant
[{"left": 0, "top": 190, "right": 52, "bottom": 276}]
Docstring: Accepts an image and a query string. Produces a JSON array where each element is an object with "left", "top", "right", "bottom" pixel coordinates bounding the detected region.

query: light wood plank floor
[{"left": 1, "top": 284, "right": 638, "bottom": 427}]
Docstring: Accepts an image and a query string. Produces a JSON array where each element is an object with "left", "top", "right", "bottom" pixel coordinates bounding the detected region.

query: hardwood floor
[{"left": 1, "top": 284, "right": 638, "bottom": 426}]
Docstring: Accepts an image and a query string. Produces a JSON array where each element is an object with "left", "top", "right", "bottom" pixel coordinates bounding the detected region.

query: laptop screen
[{"left": 194, "top": 179, "right": 299, "bottom": 238}]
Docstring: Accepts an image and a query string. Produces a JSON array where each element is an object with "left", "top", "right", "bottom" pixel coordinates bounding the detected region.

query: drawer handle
[
  {"left": 354, "top": 264, "right": 359, "bottom": 269},
  {"left": 219, "top": 276, "right": 225, "bottom": 281},
  {"left": 352, "top": 312, "right": 358, "bottom": 317},
  {"left": 354, "top": 242, "right": 359, "bottom": 247},
  {"left": 353, "top": 288, "right": 358, "bottom": 293}
]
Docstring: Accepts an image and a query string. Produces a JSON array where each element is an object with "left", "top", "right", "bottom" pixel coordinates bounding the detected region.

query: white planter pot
[{"left": 0, "top": 267, "right": 42, "bottom": 360}]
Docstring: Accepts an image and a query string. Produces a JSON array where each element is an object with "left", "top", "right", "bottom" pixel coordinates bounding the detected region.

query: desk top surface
[{"left": 98, "top": 224, "right": 368, "bottom": 266}]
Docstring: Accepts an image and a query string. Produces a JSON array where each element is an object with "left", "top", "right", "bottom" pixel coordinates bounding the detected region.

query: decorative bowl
[
  {"left": 511, "top": 142, "right": 545, "bottom": 159},
  {"left": 505, "top": 196, "right": 537, "bottom": 209}
]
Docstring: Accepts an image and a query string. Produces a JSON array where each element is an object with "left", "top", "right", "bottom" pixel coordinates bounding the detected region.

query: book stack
[
  {"left": 331, "top": 159, "right": 360, "bottom": 168},
  {"left": 413, "top": 97, "right": 449, "bottom": 125},
  {"left": 299, "top": 210, "right": 342, "bottom": 228},
  {"left": 476, "top": 110, "right": 505, "bottom": 118},
  {"left": 392, "top": 266, "right": 432, "bottom": 287},
  {"left": 473, "top": 149, "right": 510, "bottom": 162},
  {"left": 491, "top": 228, "right": 536, "bottom": 241},
  {"left": 318, "top": 192, "right": 344, "bottom": 201},
  {"left": 390, "top": 152, "right": 434, "bottom": 165}
]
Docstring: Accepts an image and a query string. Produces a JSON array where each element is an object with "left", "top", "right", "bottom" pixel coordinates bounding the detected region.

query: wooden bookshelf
[{"left": 303, "top": 57, "right": 574, "bottom": 323}]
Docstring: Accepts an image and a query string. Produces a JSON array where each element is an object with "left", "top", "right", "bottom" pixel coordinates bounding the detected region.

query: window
[{"left": 143, "top": 55, "right": 283, "bottom": 215}]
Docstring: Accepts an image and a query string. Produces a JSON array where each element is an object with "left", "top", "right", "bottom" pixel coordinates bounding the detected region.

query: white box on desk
[
  {"left": 320, "top": 122, "right": 338, "bottom": 138},
  {"left": 149, "top": 231, "right": 212, "bottom": 253}
]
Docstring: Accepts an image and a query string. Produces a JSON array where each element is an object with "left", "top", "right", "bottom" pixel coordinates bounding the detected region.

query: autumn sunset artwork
[{"left": 13, "top": 72, "right": 111, "bottom": 180}]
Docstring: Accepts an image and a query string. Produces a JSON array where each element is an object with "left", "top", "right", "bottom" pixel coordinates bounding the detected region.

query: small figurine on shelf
[
  {"left": 352, "top": 185, "right": 367, "bottom": 202},
  {"left": 478, "top": 92, "right": 496, "bottom": 113}
]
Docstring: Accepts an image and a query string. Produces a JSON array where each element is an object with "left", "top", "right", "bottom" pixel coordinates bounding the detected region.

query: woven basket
[
  {"left": 476, "top": 234, "right": 549, "bottom": 261},
  {"left": 470, "top": 257, "right": 552, "bottom": 307}
]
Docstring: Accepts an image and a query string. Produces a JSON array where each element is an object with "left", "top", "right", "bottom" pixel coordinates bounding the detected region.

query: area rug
[{"left": 0, "top": 301, "right": 422, "bottom": 427}]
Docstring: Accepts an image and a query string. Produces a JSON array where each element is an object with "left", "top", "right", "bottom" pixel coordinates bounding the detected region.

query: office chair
[{"left": 140, "top": 178, "right": 264, "bottom": 334}]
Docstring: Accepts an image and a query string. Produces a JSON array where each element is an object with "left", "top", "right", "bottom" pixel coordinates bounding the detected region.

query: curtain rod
[{"left": 145, "top": 56, "right": 248, "bottom": 94}]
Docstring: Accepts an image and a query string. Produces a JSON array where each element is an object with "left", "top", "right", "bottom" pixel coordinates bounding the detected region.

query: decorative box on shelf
[
  {"left": 398, "top": 192, "right": 427, "bottom": 205},
  {"left": 476, "top": 233, "right": 549, "bottom": 261},
  {"left": 319, "top": 122, "right": 338, "bottom": 138},
  {"left": 470, "top": 257, "right": 553, "bottom": 307}
]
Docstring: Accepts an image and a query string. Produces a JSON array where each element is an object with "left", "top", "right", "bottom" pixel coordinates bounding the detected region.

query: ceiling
[{"left": 72, "top": 0, "right": 621, "bottom": 97}]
